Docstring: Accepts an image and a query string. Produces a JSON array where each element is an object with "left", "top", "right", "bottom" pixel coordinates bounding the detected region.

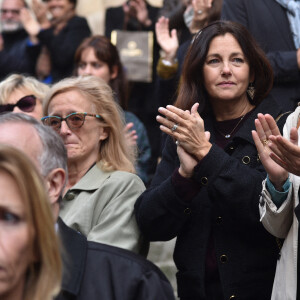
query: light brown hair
[{"left": 0, "top": 144, "right": 61, "bottom": 300}]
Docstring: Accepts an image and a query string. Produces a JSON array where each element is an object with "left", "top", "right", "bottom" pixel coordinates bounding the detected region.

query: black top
[
  {"left": 37, "top": 16, "right": 91, "bottom": 82},
  {"left": 135, "top": 95, "right": 288, "bottom": 299},
  {"left": 0, "top": 29, "right": 41, "bottom": 80},
  {"left": 56, "top": 218, "right": 175, "bottom": 300}
]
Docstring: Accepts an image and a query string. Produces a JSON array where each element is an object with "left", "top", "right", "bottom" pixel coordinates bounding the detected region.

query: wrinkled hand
[
  {"left": 157, "top": 103, "right": 212, "bottom": 177},
  {"left": 124, "top": 122, "right": 138, "bottom": 148},
  {"left": 252, "top": 113, "right": 288, "bottom": 190},
  {"left": 20, "top": 8, "right": 40, "bottom": 39},
  {"left": 155, "top": 17, "right": 178, "bottom": 60},
  {"left": 268, "top": 127, "right": 300, "bottom": 176}
]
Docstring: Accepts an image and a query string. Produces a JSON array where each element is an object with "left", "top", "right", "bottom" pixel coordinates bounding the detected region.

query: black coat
[
  {"left": 37, "top": 16, "right": 91, "bottom": 82},
  {"left": 55, "top": 218, "right": 175, "bottom": 300},
  {"left": 135, "top": 96, "right": 288, "bottom": 300},
  {"left": 0, "top": 29, "right": 41, "bottom": 80},
  {"left": 221, "top": 0, "right": 300, "bottom": 111}
]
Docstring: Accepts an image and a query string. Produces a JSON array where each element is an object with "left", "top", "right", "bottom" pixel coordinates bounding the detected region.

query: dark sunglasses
[
  {"left": 41, "top": 112, "right": 103, "bottom": 131},
  {"left": 0, "top": 95, "right": 36, "bottom": 113},
  {"left": 0, "top": 9, "right": 20, "bottom": 15}
]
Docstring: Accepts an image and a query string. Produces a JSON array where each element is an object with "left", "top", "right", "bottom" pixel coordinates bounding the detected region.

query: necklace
[
  {"left": 215, "top": 115, "right": 246, "bottom": 139},
  {"left": 214, "top": 102, "right": 250, "bottom": 139}
]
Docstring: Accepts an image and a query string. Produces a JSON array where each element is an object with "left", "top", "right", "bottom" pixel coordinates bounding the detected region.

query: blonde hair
[
  {"left": 0, "top": 74, "right": 50, "bottom": 104},
  {"left": 0, "top": 144, "right": 62, "bottom": 300},
  {"left": 43, "top": 76, "right": 135, "bottom": 173}
]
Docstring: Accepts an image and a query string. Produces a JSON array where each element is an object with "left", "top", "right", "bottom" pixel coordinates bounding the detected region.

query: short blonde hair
[
  {"left": 0, "top": 74, "right": 50, "bottom": 104},
  {"left": 0, "top": 144, "right": 61, "bottom": 300},
  {"left": 43, "top": 76, "right": 135, "bottom": 173}
]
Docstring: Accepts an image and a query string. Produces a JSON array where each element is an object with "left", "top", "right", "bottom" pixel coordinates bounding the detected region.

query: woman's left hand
[{"left": 157, "top": 103, "right": 212, "bottom": 161}]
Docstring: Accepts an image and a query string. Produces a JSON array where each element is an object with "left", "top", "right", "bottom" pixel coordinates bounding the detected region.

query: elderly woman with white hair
[
  {"left": 0, "top": 74, "right": 49, "bottom": 120},
  {"left": 41, "top": 75, "right": 148, "bottom": 256}
]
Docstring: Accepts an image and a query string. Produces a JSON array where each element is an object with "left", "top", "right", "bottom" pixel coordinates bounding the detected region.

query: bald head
[
  {"left": 0, "top": 113, "right": 67, "bottom": 220},
  {"left": 0, "top": 122, "right": 43, "bottom": 169}
]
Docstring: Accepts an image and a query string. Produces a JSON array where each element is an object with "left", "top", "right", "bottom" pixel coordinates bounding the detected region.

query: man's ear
[{"left": 45, "top": 168, "right": 66, "bottom": 206}]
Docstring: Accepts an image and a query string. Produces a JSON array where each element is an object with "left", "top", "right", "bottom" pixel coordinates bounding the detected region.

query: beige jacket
[
  {"left": 60, "top": 163, "right": 148, "bottom": 256},
  {"left": 259, "top": 107, "right": 300, "bottom": 300}
]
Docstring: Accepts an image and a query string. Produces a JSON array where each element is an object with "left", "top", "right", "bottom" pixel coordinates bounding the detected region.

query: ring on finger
[
  {"left": 171, "top": 124, "right": 178, "bottom": 132},
  {"left": 261, "top": 138, "right": 269, "bottom": 146},
  {"left": 175, "top": 140, "right": 180, "bottom": 146},
  {"left": 197, "top": 9, "right": 203, "bottom": 14}
]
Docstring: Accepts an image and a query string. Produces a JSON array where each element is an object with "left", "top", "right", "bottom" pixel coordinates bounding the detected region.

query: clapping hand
[
  {"left": 157, "top": 103, "right": 211, "bottom": 178},
  {"left": 268, "top": 127, "right": 300, "bottom": 176},
  {"left": 20, "top": 7, "right": 40, "bottom": 41},
  {"left": 124, "top": 122, "right": 138, "bottom": 148},
  {"left": 32, "top": 0, "right": 50, "bottom": 28},
  {"left": 155, "top": 16, "right": 179, "bottom": 61},
  {"left": 123, "top": 0, "right": 152, "bottom": 27},
  {"left": 252, "top": 113, "right": 288, "bottom": 190}
]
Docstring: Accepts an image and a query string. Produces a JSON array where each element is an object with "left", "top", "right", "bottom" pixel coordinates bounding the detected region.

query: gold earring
[{"left": 247, "top": 82, "right": 255, "bottom": 100}]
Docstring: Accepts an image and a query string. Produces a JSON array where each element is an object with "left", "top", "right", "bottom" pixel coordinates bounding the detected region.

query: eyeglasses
[
  {"left": 0, "top": 95, "right": 36, "bottom": 113},
  {"left": 0, "top": 9, "right": 20, "bottom": 15},
  {"left": 41, "top": 112, "right": 103, "bottom": 131}
]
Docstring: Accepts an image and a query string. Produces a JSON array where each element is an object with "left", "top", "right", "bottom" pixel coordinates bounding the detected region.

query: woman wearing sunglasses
[
  {"left": 42, "top": 75, "right": 148, "bottom": 256},
  {"left": 0, "top": 74, "right": 49, "bottom": 120}
]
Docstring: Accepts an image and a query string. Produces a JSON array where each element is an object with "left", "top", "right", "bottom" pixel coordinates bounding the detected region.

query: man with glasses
[{"left": 0, "top": 0, "right": 41, "bottom": 80}]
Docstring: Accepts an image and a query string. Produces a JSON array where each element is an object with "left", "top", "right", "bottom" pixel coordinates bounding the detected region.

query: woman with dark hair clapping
[{"left": 135, "top": 20, "right": 287, "bottom": 299}]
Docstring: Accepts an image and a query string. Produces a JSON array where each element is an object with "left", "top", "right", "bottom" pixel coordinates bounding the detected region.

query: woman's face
[
  {"left": 47, "top": 89, "right": 108, "bottom": 166},
  {"left": 46, "top": 0, "right": 74, "bottom": 19},
  {"left": 0, "top": 171, "right": 34, "bottom": 299},
  {"left": 6, "top": 87, "right": 43, "bottom": 120},
  {"left": 77, "top": 47, "right": 117, "bottom": 84},
  {"left": 203, "top": 33, "right": 252, "bottom": 105}
]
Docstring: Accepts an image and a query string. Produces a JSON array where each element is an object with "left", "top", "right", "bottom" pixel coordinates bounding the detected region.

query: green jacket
[{"left": 60, "top": 163, "right": 148, "bottom": 256}]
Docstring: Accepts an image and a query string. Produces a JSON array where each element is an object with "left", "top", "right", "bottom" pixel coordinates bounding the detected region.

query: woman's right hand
[
  {"left": 157, "top": 103, "right": 212, "bottom": 178},
  {"left": 252, "top": 113, "right": 288, "bottom": 190},
  {"left": 155, "top": 16, "right": 179, "bottom": 62}
]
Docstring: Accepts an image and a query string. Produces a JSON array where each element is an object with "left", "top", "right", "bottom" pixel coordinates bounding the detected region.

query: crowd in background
[{"left": 0, "top": 0, "right": 300, "bottom": 299}]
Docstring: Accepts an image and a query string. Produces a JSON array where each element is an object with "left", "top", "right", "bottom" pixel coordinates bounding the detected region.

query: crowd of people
[{"left": 0, "top": 0, "right": 300, "bottom": 299}]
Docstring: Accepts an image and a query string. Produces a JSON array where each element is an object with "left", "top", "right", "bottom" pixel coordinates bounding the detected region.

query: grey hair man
[
  {"left": 0, "top": 112, "right": 175, "bottom": 300},
  {"left": 0, "top": 112, "right": 66, "bottom": 219},
  {"left": 0, "top": 0, "right": 40, "bottom": 80},
  {"left": 0, "top": 0, "right": 27, "bottom": 32}
]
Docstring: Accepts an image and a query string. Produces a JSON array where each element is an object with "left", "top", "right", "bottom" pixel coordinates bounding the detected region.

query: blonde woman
[
  {"left": 42, "top": 76, "right": 148, "bottom": 256},
  {"left": 0, "top": 74, "right": 49, "bottom": 120},
  {"left": 0, "top": 144, "right": 61, "bottom": 300}
]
